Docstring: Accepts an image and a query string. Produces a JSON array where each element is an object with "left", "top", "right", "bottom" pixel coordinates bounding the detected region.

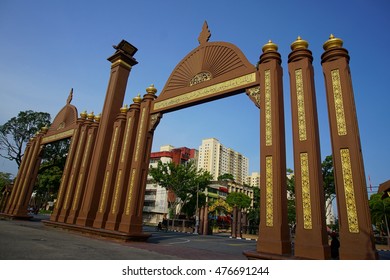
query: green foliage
[
  {"left": 181, "top": 192, "right": 206, "bottom": 218},
  {"left": 322, "top": 155, "right": 335, "bottom": 202},
  {"left": 218, "top": 173, "right": 234, "bottom": 181},
  {"left": 0, "top": 110, "right": 51, "bottom": 167},
  {"left": 149, "top": 160, "right": 212, "bottom": 217},
  {"left": 369, "top": 193, "right": 390, "bottom": 236},
  {"left": 226, "top": 192, "right": 251, "bottom": 209},
  {"left": 0, "top": 172, "right": 13, "bottom": 193},
  {"left": 286, "top": 169, "right": 296, "bottom": 226}
]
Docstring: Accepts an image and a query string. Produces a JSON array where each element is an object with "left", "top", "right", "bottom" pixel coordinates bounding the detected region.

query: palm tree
[{"left": 369, "top": 193, "right": 390, "bottom": 237}]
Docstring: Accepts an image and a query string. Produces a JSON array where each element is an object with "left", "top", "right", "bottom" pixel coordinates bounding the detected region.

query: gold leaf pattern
[{"left": 340, "top": 148, "right": 359, "bottom": 233}]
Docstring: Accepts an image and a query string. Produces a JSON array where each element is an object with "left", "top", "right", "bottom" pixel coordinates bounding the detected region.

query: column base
[{"left": 42, "top": 220, "right": 151, "bottom": 242}]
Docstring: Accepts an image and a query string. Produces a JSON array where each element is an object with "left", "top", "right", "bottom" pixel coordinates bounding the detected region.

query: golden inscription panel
[
  {"left": 125, "top": 169, "right": 136, "bottom": 215},
  {"left": 154, "top": 73, "right": 257, "bottom": 111},
  {"left": 265, "top": 70, "right": 272, "bottom": 146},
  {"left": 300, "top": 153, "right": 312, "bottom": 229},
  {"left": 111, "top": 169, "right": 122, "bottom": 214},
  {"left": 295, "top": 69, "right": 307, "bottom": 141},
  {"left": 331, "top": 69, "right": 347, "bottom": 136},
  {"left": 340, "top": 148, "right": 359, "bottom": 233},
  {"left": 42, "top": 129, "right": 74, "bottom": 144},
  {"left": 265, "top": 156, "right": 273, "bottom": 227}
]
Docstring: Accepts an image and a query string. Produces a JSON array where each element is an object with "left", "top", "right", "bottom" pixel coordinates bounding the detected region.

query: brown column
[
  {"left": 232, "top": 206, "right": 238, "bottom": 238},
  {"left": 93, "top": 107, "right": 127, "bottom": 229},
  {"left": 76, "top": 41, "right": 138, "bottom": 227},
  {"left": 202, "top": 204, "right": 209, "bottom": 235},
  {"left": 257, "top": 41, "right": 291, "bottom": 256},
  {"left": 4, "top": 140, "right": 33, "bottom": 214},
  {"left": 288, "top": 37, "right": 331, "bottom": 259},
  {"left": 199, "top": 206, "right": 204, "bottom": 234},
  {"left": 12, "top": 128, "right": 46, "bottom": 216},
  {"left": 50, "top": 115, "right": 85, "bottom": 222},
  {"left": 67, "top": 114, "right": 99, "bottom": 224},
  {"left": 118, "top": 85, "right": 159, "bottom": 235},
  {"left": 56, "top": 113, "right": 91, "bottom": 223},
  {"left": 321, "top": 35, "right": 377, "bottom": 259},
  {"left": 104, "top": 96, "right": 142, "bottom": 230}
]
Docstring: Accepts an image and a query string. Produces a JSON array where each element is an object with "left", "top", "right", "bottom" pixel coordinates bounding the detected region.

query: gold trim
[
  {"left": 134, "top": 108, "right": 146, "bottom": 162},
  {"left": 154, "top": 73, "right": 256, "bottom": 111},
  {"left": 81, "top": 134, "right": 92, "bottom": 168},
  {"left": 340, "top": 148, "right": 359, "bottom": 233},
  {"left": 125, "top": 169, "right": 136, "bottom": 215},
  {"left": 265, "top": 70, "right": 272, "bottom": 146},
  {"left": 42, "top": 129, "right": 74, "bottom": 144},
  {"left": 265, "top": 156, "right": 273, "bottom": 227},
  {"left": 63, "top": 173, "right": 74, "bottom": 210},
  {"left": 111, "top": 169, "right": 122, "bottom": 214},
  {"left": 111, "top": 59, "right": 132, "bottom": 70},
  {"left": 295, "top": 69, "right": 307, "bottom": 141},
  {"left": 300, "top": 153, "right": 312, "bottom": 229},
  {"left": 121, "top": 118, "right": 132, "bottom": 163},
  {"left": 98, "top": 171, "right": 110, "bottom": 213},
  {"left": 109, "top": 126, "right": 119, "bottom": 165},
  {"left": 72, "top": 173, "right": 83, "bottom": 210},
  {"left": 331, "top": 69, "right": 347, "bottom": 136}
]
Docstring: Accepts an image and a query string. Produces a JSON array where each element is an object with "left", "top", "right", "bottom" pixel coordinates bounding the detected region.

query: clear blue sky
[{"left": 0, "top": 0, "right": 389, "bottom": 195}]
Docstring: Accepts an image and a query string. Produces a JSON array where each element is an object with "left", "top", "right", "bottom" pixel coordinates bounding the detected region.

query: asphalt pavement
[{"left": 0, "top": 215, "right": 389, "bottom": 260}]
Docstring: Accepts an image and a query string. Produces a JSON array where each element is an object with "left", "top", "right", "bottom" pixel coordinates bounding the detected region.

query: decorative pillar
[
  {"left": 104, "top": 95, "right": 142, "bottom": 231},
  {"left": 288, "top": 37, "right": 330, "bottom": 259},
  {"left": 321, "top": 35, "right": 377, "bottom": 259},
  {"left": 232, "top": 206, "right": 238, "bottom": 238},
  {"left": 4, "top": 140, "right": 33, "bottom": 214},
  {"left": 67, "top": 113, "right": 99, "bottom": 224},
  {"left": 76, "top": 40, "right": 138, "bottom": 227},
  {"left": 93, "top": 106, "right": 127, "bottom": 229},
  {"left": 257, "top": 40, "right": 291, "bottom": 256},
  {"left": 199, "top": 206, "right": 204, "bottom": 234},
  {"left": 56, "top": 112, "right": 91, "bottom": 223},
  {"left": 12, "top": 127, "right": 46, "bottom": 216},
  {"left": 50, "top": 114, "right": 86, "bottom": 222},
  {"left": 202, "top": 204, "right": 209, "bottom": 235},
  {"left": 118, "top": 85, "right": 160, "bottom": 237}
]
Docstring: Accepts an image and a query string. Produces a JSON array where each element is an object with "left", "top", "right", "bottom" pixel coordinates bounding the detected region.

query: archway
[{"left": 2, "top": 23, "right": 377, "bottom": 260}]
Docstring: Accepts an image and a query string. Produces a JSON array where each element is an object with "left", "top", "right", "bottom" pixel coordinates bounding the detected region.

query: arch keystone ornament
[{"left": 1, "top": 25, "right": 378, "bottom": 259}]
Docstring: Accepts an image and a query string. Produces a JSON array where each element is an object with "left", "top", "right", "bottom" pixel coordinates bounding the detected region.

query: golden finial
[
  {"left": 262, "top": 40, "right": 278, "bottom": 53},
  {"left": 94, "top": 113, "right": 101, "bottom": 122},
  {"left": 133, "top": 94, "right": 142, "bottom": 103},
  {"left": 87, "top": 111, "right": 95, "bottom": 120},
  {"left": 291, "top": 36, "right": 309, "bottom": 51},
  {"left": 40, "top": 126, "right": 49, "bottom": 133},
  {"left": 80, "top": 110, "right": 88, "bottom": 119},
  {"left": 146, "top": 84, "right": 157, "bottom": 95},
  {"left": 323, "top": 34, "right": 343, "bottom": 51},
  {"left": 120, "top": 104, "right": 128, "bottom": 113}
]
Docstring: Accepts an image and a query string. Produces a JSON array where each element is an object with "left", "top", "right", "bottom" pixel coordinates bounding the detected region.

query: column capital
[
  {"left": 108, "top": 40, "right": 138, "bottom": 68},
  {"left": 321, "top": 35, "right": 350, "bottom": 64}
]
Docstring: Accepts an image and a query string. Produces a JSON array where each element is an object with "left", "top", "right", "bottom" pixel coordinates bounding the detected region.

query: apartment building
[
  {"left": 143, "top": 145, "right": 198, "bottom": 225},
  {"left": 246, "top": 171, "right": 260, "bottom": 188},
  {"left": 197, "top": 138, "right": 249, "bottom": 185}
]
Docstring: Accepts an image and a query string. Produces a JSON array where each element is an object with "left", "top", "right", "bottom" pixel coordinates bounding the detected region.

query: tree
[
  {"left": 0, "top": 172, "right": 13, "bottom": 194},
  {"left": 369, "top": 193, "right": 390, "bottom": 237},
  {"left": 226, "top": 192, "right": 251, "bottom": 209},
  {"left": 149, "top": 160, "right": 212, "bottom": 218},
  {"left": 0, "top": 110, "right": 51, "bottom": 168},
  {"left": 218, "top": 173, "right": 234, "bottom": 181},
  {"left": 286, "top": 168, "right": 296, "bottom": 227},
  {"left": 322, "top": 155, "right": 336, "bottom": 225}
]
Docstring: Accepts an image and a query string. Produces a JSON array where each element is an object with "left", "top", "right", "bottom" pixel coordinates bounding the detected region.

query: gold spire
[
  {"left": 120, "top": 104, "right": 128, "bottom": 113},
  {"left": 323, "top": 34, "right": 343, "bottom": 50},
  {"left": 291, "top": 36, "right": 309, "bottom": 51},
  {"left": 262, "top": 40, "right": 278, "bottom": 53},
  {"left": 94, "top": 113, "right": 101, "bottom": 122},
  {"left": 133, "top": 94, "right": 142, "bottom": 103},
  {"left": 80, "top": 110, "right": 88, "bottom": 119},
  {"left": 146, "top": 84, "right": 157, "bottom": 95},
  {"left": 40, "top": 126, "right": 49, "bottom": 133},
  {"left": 87, "top": 111, "right": 95, "bottom": 120}
]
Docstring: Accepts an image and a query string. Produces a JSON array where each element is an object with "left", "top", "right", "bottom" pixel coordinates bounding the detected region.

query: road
[
  {"left": 0, "top": 215, "right": 255, "bottom": 260},
  {"left": 0, "top": 215, "right": 388, "bottom": 260}
]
